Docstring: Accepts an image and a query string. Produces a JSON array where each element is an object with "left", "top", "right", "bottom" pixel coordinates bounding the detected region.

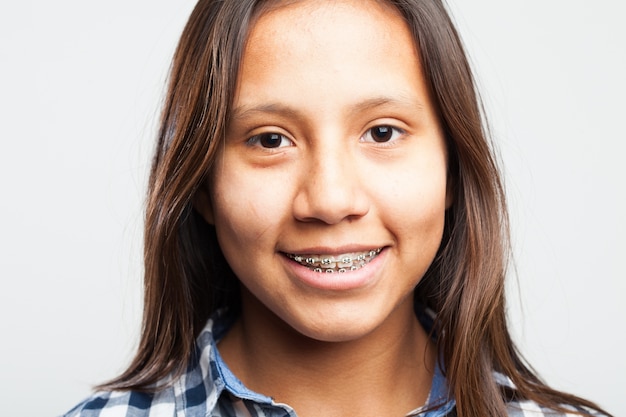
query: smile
[{"left": 286, "top": 248, "right": 383, "bottom": 273}]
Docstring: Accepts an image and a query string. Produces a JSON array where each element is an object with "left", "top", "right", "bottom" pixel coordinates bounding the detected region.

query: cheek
[
  {"left": 374, "top": 161, "right": 448, "bottom": 246},
  {"left": 377, "top": 159, "right": 448, "bottom": 216},
  {"left": 210, "top": 170, "right": 289, "bottom": 249},
  {"left": 389, "top": 193, "right": 446, "bottom": 244}
]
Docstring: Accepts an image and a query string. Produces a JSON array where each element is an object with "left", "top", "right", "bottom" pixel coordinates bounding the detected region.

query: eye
[
  {"left": 361, "top": 125, "right": 404, "bottom": 143},
  {"left": 246, "top": 132, "right": 293, "bottom": 149}
]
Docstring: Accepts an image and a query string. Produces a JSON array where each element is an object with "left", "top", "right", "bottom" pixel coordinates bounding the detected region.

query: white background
[{"left": 0, "top": 1, "right": 623, "bottom": 416}]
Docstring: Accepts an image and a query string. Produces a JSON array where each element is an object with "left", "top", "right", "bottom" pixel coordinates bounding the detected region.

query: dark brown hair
[{"left": 99, "top": 1, "right": 611, "bottom": 416}]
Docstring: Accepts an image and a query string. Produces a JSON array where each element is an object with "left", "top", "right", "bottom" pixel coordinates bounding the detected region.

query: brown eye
[
  {"left": 247, "top": 132, "right": 293, "bottom": 149},
  {"left": 361, "top": 125, "right": 403, "bottom": 144},
  {"left": 259, "top": 133, "right": 283, "bottom": 148},
  {"left": 370, "top": 126, "right": 393, "bottom": 142}
]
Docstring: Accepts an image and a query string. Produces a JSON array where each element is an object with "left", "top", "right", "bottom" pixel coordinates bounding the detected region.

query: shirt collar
[
  {"left": 199, "top": 310, "right": 456, "bottom": 416},
  {"left": 406, "top": 361, "right": 456, "bottom": 416},
  {"left": 196, "top": 310, "right": 276, "bottom": 411}
]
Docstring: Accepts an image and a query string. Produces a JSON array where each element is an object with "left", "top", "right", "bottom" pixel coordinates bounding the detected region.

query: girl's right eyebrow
[{"left": 231, "top": 103, "right": 304, "bottom": 122}]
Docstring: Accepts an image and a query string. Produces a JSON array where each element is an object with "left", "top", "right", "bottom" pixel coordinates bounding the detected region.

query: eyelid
[
  {"left": 246, "top": 131, "right": 295, "bottom": 149},
  {"left": 360, "top": 124, "right": 406, "bottom": 145}
]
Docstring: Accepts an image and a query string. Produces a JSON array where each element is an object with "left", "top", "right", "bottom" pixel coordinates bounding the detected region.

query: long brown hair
[{"left": 99, "top": 1, "right": 611, "bottom": 416}]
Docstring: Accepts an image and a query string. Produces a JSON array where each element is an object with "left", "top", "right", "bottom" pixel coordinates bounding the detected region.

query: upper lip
[{"left": 280, "top": 245, "right": 385, "bottom": 256}]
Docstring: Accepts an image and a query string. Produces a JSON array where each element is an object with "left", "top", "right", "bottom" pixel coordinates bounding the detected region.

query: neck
[{"left": 218, "top": 293, "right": 436, "bottom": 417}]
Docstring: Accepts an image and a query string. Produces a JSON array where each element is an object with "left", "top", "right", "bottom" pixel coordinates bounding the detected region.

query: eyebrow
[
  {"left": 348, "top": 96, "right": 424, "bottom": 116},
  {"left": 231, "top": 102, "right": 303, "bottom": 121},
  {"left": 230, "top": 95, "right": 424, "bottom": 121}
]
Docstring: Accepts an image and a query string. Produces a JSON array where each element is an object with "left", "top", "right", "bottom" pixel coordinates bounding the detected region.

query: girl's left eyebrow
[
  {"left": 230, "top": 95, "right": 425, "bottom": 121},
  {"left": 347, "top": 96, "right": 425, "bottom": 117}
]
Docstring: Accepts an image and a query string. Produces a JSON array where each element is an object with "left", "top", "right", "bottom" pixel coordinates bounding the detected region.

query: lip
[
  {"left": 284, "top": 244, "right": 384, "bottom": 256},
  {"left": 281, "top": 246, "right": 388, "bottom": 291}
]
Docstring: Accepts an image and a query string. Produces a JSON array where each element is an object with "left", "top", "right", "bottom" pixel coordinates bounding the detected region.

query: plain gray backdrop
[{"left": 0, "top": 1, "right": 624, "bottom": 415}]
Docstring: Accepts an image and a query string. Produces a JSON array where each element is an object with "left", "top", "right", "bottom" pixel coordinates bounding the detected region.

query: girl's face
[{"left": 197, "top": 0, "right": 450, "bottom": 342}]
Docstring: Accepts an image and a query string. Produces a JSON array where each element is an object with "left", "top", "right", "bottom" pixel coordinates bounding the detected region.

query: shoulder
[
  {"left": 505, "top": 399, "right": 607, "bottom": 417},
  {"left": 61, "top": 389, "right": 176, "bottom": 417},
  {"left": 493, "top": 373, "right": 607, "bottom": 417},
  {"left": 61, "top": 314, "right": 230, "bottom": 417}
]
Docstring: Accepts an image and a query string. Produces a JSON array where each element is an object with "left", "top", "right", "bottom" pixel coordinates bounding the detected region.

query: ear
[{"left": 193, "top": 183, "right": 215, "bottom": 225}]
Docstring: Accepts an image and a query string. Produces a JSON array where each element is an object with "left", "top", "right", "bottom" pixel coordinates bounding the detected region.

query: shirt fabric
[{"left": 62, "top": 310, "right": 595, "bottom": 417}]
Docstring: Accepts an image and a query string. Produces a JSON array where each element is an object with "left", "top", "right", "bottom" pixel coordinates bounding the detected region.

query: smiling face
[{"left": 195, "top": 0, "right": 450, "bottom": 342}]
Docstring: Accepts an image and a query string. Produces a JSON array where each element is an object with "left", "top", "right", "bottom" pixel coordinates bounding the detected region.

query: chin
[{"left": 281, "top": 305, "right": 390, "bottom": 343}]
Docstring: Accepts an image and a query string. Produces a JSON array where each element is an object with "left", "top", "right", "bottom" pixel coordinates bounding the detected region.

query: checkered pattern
[{"left": 61, "top": 311, "right": 601, "bottom": 417}]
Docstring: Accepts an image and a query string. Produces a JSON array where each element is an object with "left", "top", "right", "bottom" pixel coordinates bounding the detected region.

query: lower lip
[{"left": 282, "top": 248, "right": 387, "bottom": 291}]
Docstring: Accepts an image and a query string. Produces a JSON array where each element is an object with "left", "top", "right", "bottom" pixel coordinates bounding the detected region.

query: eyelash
[
  {"left": 245, "top": 124, "right": 405, "bottom": 150},
  {"left": 246, "top": 132, "right": 294, "bottom": 149},
  {"left": 360, "top": 125, "right": 405, "bottom": 145}
]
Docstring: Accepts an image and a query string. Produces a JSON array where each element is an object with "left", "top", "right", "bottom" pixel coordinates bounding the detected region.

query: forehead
[
  {"left": 235, "top": 0, "right": 429, "bottom": 115},
  {"left": 248, "top": 0, "right": 410, "bottom": 56}
]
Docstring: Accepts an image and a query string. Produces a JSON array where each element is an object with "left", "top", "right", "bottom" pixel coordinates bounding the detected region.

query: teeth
[
  {"left": 287, "top": 248, "right": 382, "bottom": 273},
  {"left": 320, "top": 258, "right": 335, "bottom": 267}
]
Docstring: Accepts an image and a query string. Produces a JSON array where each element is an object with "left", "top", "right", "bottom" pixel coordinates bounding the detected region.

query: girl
[{"left": 63, "top": 0, "right": 612, "bottom": 416}]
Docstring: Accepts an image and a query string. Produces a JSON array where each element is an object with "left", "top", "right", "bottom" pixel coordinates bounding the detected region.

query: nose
[{"left": 292, "top": 142, "right": 369, "bottom": 224}]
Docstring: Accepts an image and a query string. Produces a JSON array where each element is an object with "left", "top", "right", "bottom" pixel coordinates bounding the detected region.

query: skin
[{"left": 195, "top": 0, "right": 451, "bottom": 415}]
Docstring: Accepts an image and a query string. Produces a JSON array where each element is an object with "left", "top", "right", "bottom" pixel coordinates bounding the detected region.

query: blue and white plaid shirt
[{"left": 61, "top": 311, "right": 599, "bottom": 417}]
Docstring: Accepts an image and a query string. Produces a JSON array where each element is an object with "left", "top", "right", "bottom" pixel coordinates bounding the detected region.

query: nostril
[{"left": 292, "top": 188, "right": 369, "bottom": 225}]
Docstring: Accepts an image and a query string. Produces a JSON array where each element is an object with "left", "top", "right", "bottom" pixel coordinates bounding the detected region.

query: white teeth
[{"left": 287, "top": 248, "right": 382, "bottom": 273}]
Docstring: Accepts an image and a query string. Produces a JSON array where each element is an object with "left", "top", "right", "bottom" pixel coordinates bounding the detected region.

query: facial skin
[{"left": 196, "top": 0, "right": 450, "bottom": 345}]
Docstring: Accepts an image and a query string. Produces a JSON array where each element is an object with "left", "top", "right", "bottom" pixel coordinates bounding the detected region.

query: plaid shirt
[{"left": 61, "top": 311, "right": 598, "bottom": 417}]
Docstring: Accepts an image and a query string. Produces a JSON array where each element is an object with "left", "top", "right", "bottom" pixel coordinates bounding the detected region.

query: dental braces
[{"left": 287, "top": 248, "right": 382, "bottom": 273}]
